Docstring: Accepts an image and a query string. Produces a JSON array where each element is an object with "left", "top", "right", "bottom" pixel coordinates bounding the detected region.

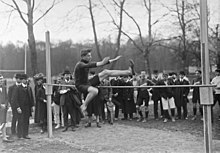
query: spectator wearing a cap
[
  {"left": 157, "top": 73, "right": 176, "bottom": 123},
  {"left": 35, "top": 73, "right": 47, "bottom": 134},
  {"left": 8, "top": 73, "right": 22, "bottom": 136},
  {"left": 211, "top": 69, "right": 220, "bottom": 121},
  {"left": 191, "top": 70, "right": 203, "bottom": 121},
  {"left": 12, "top": 74, "right": 34, "bottom": 139},
  {"left": 174, "top": 71, "right": 190, "bottom": 120},
  {"left": 74, "top": 48, "right": 135, "bottom": 116},
  {"left": 151, "top": 70, "right": 163, "bottom": 120},
  {"left": 59, "top": 69, "right": 81, "bottom": 132},
  {"left": 136, "top": 71, "right": 155, "bottom": 122}
]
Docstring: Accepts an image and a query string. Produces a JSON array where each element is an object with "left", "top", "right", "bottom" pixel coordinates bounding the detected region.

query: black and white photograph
[{"left": 0, "top": 0, "right": 220, "bottom": 152}]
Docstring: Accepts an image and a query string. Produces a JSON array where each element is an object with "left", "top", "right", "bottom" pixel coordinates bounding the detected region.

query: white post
[
  {"left": 200, "top": 0, "right": 212, "bottom": 153},
  {"left": 218, "top": 0, "right": 220, "bottom": 25},
  {"left": 24, "top": 44, "right": 27, "bottom": 74},
  {"left": 45, "top": 31, "right": 53, "bottom": 138}
]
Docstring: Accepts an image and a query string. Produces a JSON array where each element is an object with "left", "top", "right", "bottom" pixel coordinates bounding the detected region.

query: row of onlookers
[{"left": 1, "top": 68, "right": 220, "bottom": 142}]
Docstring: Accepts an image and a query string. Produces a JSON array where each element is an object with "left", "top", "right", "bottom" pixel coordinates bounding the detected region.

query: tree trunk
[
  {"left": 217, "top": 48, "right": 220, "bottom": 69},
  {"left": 27, "top": 27, "right": 38, "bottom": 75},
  {"left": 147, "top": 0, "right": 152, "bottom": 78},
  {"left": 27, "top": 0, "right": 38, "bottom": 75},
  {"left": 89, "top": 0, "right": 102, "bottom": 61},
  {"left": 181, "top": 0, "right": 188, "bottom": 74},
  {"left": 144, "top": 48, "right": 151, "bottom": 79},
  {"left": 110, "top": 0, "right": 125, "bottom": 70},
  {"left": 216, "top": 25, "right": 220, "bottom": 69}
]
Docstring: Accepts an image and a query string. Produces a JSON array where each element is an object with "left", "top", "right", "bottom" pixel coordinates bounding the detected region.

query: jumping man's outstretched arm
[{"left": 96, "top": 56, "right": 122, "bottom": 67}]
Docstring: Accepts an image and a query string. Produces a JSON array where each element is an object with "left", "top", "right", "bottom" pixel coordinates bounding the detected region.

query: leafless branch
[
  {"left": 185, "top": 17, "right": 199, "bottom": 25},
  {"left": 4, "top": 9, "right": 15, "bottom": 31},
  {"left": 152, "top": 12, "right": 169, "bottom": 26},
  {"left": 32, "top": 0, "right": 35, "bottom": 11},
  {"left": 0, "top": 0, "right": 26, "bottom": 14},
  {"left": 175, "top": 0, "right": 183, "bottom": 30},
  {"left": 33, "top": 0, "right": 61, "bottom": 25},
  {"left": 121, "top": 30, "right": 144, "bottom": 53},
  {"left": 12, "top": 0, "right": 28, "bottom": 25},
  {"left": 112, "top": 0, "right": 144, "bottom": 46},
  {"left": 143, "top": 0, "right": 149, "bottom": 11},
  {"left": 100, "top": 0, "right": 143, "bottom": 53},
  {"left": 157, "top": 43, "right": 178, "bottom": 52},
  {"left": 0, "top": 0, "right": 16, "bottom": 9},
  {"left": 33, "top": 0, "right": 42, "bottom": 13}
]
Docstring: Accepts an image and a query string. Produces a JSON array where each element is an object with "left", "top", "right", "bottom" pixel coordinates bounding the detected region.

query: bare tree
[
  {"left": 161, "top": 0, "right": 201, "bottom": 73},
  {"left": 99, "top": 0, "right": 125, "bottom": 70},
  {"left": 101, "top": 0, "right": 169, "bottom": 76},
  {"left": 88, "top": 0, "right": 102, "bottom": 60},
  {"left": 0, "top": 0, "right": 62, "bottom": 75}
]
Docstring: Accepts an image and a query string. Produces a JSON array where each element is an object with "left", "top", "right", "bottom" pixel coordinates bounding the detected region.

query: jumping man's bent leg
[{"left": 81, "top": 86, "right": 99, "bottom": 115}]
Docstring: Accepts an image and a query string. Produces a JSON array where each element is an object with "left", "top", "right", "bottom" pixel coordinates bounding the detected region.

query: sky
[{"left": 0, "top": 0, "right": 219, "bottom": 45}]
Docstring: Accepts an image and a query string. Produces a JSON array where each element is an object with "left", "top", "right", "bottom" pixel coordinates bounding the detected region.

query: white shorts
[{"left": 161, "top": 97, "right": 175, "bottom": 110}]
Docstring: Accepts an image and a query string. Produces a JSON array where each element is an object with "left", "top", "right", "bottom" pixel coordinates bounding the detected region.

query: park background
[{"left": 0, "top": 0, "right": 219, "bottom": 78}]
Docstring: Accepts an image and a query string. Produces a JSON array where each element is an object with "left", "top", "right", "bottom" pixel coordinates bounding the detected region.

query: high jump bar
[
  {"left": 44, "top": 83, "right": 216, "bottom": 88},
  {"left": 0, "top": 70, "right": 25, "bottom": 72}
]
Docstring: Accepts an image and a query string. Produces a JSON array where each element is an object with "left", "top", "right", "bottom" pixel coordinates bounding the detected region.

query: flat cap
[{"left": 80, "top": 48, "right": 92, "bottom": 57}]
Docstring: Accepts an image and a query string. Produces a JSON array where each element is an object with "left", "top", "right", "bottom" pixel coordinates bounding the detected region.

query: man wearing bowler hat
[
  {"left": 12, "top": 74, "right": 34, "bottom": 139},
  {"left": 59, "top": 69, "right": 79, "bottom": 132}
]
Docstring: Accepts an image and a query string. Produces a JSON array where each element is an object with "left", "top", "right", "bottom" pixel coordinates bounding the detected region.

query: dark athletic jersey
[{"left": 74, "top": 59, "right": 97, "bottom": 87}]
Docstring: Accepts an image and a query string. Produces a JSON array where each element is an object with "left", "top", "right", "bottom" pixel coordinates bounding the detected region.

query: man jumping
[{"left": 74, "top": 48, "right": 135, "bottom": 115}]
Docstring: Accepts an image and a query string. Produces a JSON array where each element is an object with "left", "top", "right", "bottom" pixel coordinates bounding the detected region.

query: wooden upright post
[
  {"left": 24, "top": 44, "right": 27, "bottom": 74},
  {"left": 45, "top": 31, "right": 53, "bottom": 138},
  {"left": 200, "top": 0, "right": 213, "bottom": 152}
]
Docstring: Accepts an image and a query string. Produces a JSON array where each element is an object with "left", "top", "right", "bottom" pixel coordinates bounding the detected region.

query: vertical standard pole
[
  {"left": 24, "top": 44, "right": 27, "bottom": 74},
  {"left": 45, "top": 31, "right": 53, "bottom": 138},
  {"left": 200, "top": 0, "right": 212, "bottom": 152},
  {"left": 218, "top": 0, "right": 220, "bottom": 63}
]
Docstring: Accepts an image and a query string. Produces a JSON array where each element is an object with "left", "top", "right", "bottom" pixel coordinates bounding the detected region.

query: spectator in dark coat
[
  {"left": 158, "top": 73, "right": 176, "bottom": 123},
  {"left": 110, "top": 77, "right": 123, "bottom": 120},
  {"left": 99, "top": 78, "right": 110, "bottom": 123},
  {"left": 191, "top": 70, "right": 203, "bottom": 120},
  {"left": 59, "top": 69, "right": 81, "bottom": 132},
  {"left": 8, "top": 73, "right": 22, "bottom": 135},
  {"left": 136, "top": 71, "right": 155, "bottom": 122},
  {"left": 151, "top": 70, "right": 163, "bottom": 119},
  {"left": 33, "top": 74, "right": 41, "bottom": 124},
  {"left": 12, "top": 74, "right": 34, "bottom": 139},
  {"left": 35, "top": 73, "right": 47, "bottom": 134},
  {"left": 121, "top": 76, "right": 136, "bottom": 120},
  {"left": 174, "top": 71, "right": 190, "bottom": 120}
]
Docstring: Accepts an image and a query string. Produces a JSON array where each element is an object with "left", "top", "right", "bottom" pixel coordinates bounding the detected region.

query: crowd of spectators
[{"left": 1, "top": 68, "right": 220, "bottom": 142}]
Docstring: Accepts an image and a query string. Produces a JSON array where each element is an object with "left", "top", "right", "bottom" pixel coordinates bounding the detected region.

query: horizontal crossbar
[
  {"left": 44, "top": 83, "right": 216, "bottom": 88},
  {"left": 0, "top": 70, "right": 25, "bottom": 72}
]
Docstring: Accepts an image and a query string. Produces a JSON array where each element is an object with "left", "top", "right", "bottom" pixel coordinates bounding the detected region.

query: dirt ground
[{"left": 1, "top": 103, "right": 220, "bottom": 153}]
